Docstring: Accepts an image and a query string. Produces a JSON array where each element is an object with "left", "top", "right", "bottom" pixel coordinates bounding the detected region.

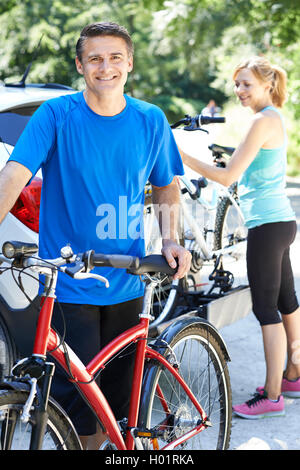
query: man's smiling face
[{"left": 75, "top": 35, "right": 133, "bottom": 98}]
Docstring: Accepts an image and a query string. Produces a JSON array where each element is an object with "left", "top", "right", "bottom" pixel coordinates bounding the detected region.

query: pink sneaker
[
  {"left": 233, "top": 391, "right": 285, "bottom": 419},
  {"left": 256, "top": 377, "right": 300, "bottom": 398}
]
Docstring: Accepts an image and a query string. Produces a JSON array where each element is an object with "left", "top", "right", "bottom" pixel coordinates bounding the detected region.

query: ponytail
[
  {"left": 233, "top": 56, "right": 287, "bottom": 108},
  {"left": 271, "top": 65, "right": 287, "bottom": 108}
]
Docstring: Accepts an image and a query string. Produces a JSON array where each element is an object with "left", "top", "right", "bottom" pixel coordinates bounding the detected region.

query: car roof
[{"left": 0, "top": 83, "right": 76, "bottom": 112}]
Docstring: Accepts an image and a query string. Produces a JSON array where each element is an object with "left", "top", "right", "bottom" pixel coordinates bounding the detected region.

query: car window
[{"left": 0, "top": 105, "right": 39, "bottom": 146}]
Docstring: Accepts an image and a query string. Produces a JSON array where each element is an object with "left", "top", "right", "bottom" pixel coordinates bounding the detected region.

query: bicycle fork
[
  {"left": 28, "top": 362, "right": 55, "bottom": 450},
  {"left": 3, "top": 357, "right": 56, "bottom": 450},
  {"left": 5, "top": 269, "right": 58, "bottom": 450}
]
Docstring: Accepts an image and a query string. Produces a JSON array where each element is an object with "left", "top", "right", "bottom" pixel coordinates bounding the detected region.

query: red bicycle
[{"left": 0, "top": 240, "right": 232, "bottom": 450}]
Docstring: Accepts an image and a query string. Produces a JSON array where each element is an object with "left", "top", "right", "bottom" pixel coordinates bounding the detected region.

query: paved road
[
  {"left": 177, "top": 123, "right": 300, "bottom": 450},
  {"left": 220, "top": 178, "right": 300, "bottom": 450}
]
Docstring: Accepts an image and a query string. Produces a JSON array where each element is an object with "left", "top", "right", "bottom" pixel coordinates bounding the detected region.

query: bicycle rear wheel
[
  {"left": 139, "top": 322, "right": 232, "bottom": 450},
  {"left": 0, "top": 389, "right": 81, "bottom": 450},
  {"left": 214, "top": 187, "right": 247, "bottom": 253}
]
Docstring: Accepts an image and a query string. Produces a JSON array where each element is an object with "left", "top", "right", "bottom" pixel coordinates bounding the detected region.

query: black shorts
[
  {"left": 246, "top": 220, "right": 299, "bottom": 326},
  {"left": 49, "top": 297, "right": 143, "bottom": 436}
]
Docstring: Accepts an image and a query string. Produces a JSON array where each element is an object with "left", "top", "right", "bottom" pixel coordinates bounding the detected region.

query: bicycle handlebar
[
  {"left": 171, "top": 114, "right": 225, "bottom": 130},
  {"left": 88, "top": 251, "right": 139, "bottom": 270},
  {"left": 0, "top": 242, "right": 177, "bottom": 286},
  {"left": 197, "top": 115, "right": 225, "bottom": 125}
]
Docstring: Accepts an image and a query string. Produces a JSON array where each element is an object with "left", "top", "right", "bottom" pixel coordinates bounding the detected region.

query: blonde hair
[{"left": 233, "top": 56, "right": 287, "bottom": 107}]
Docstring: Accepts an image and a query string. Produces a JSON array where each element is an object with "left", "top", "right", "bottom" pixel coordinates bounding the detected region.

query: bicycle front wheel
[
  {"left": 0, "top": 389, "right": 81, "bottom": 450},
  {"left": 139, "top": 323, "right": 232, "bottom": 450},
  {"left": 0, "top": 315, "right": 16, "bottom": 383}
]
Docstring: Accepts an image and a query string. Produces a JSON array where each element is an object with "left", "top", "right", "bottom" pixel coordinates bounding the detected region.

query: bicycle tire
[
  {"left": 139, "top": 322, "right": 232, "bottom": 450},
  {"left": 0, "top": 389, "right": 81, "bottom": 450},
  {"left": 0, "top": 314, "right": 16, "bottom": 383},
  {"left": 214, "top": 189, "right": 247, "bottom": 252}
]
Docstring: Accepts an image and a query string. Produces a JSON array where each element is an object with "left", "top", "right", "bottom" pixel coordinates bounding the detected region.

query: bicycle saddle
[
  {"left": 127, "top": 254, "right": 177, "bottom": 276},
  {"left": 209, "top": 143, "right": 235, "bottom": 156}
]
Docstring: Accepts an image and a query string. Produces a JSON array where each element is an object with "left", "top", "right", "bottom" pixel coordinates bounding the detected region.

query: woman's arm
[{"left": 180, "top": 112, "right": 276, "bottom": 186}]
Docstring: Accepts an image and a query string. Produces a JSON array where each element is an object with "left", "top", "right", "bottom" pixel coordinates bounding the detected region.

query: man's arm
[
  {"left": 0, "top": 161, "right": 33, "bottom": 225},
  {"left": 151, "top": 177, "right": 191, "bottom": 280}
]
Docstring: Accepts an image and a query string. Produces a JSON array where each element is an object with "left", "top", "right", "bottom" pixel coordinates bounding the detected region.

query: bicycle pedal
[
  {"left": 129, "top": 427, "right": 161, "bottom": 450},
  {"left": 131, "top": 427, "right": 162, "bottom": 439}
]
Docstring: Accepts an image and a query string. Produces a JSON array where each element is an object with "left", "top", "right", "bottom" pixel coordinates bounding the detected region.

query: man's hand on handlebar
[{"left": 161, "top": 239, "right": 191, "bottom": 280}]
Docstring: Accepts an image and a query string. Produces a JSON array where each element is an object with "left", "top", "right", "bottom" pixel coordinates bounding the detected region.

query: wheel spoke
[
  {"left": 0, "top": 391, "right": 81, "bottom": 450},
  {"left": 140, "top": 324, "right": 232, "bottom": 450}
]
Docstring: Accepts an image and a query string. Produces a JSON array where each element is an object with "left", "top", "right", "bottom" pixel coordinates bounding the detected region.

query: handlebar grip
[
  {"left": 198, "top": 115, "right": 225, "bottom": 125},
  {"left": 127, "top": 254, "right": 177, "bottom": 276},
  {"left": 90, "top": 252, "right": 140, "bottom": 270}
]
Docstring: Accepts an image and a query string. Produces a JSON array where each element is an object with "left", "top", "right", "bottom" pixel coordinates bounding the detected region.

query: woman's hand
[{"left": 177, "top": 112, "right": 276, "bottom": 187}]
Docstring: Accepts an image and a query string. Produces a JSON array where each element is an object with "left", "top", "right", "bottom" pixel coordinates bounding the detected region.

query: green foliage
[
  {"left": 0, "top": 0, "right": 299, "bottom": 174},
  {"left": 0, "top": 0, "right": 228, "bottom": 109},
  {"left": 150, "top": 95, "right": 206, "bottom": 122}
]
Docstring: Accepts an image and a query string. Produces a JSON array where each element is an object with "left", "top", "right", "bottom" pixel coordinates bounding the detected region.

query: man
[{"left": 0, "top": 22, "right": 191, "bottom": 449}]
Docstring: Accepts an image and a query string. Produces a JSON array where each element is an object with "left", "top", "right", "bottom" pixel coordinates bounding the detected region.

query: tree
[{"left": 1, "top": 0, "right": 299, "bottom": 172}]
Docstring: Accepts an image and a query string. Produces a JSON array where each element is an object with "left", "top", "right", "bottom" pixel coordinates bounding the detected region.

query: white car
[{"left": 0, "top": 81, "right": 76, "bottom": 380}]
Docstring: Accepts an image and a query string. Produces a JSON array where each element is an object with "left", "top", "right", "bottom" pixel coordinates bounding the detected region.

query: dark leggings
[
  {"left": 49, "top": 297, "right": 144, "bottom": 436},
  {"left": 247, "top": 220, "right": 299, "bottom": 326}
]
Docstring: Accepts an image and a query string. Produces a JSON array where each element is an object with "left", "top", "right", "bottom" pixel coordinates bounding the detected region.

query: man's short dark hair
[{"left": 76, "top": 22, "right": 134, "bottom": 62}]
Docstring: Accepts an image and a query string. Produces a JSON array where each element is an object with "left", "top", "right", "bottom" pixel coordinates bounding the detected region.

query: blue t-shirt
[
  {"left": 238, "top": 106, "right": 295, "bottom": 229},
  {"left": 9, "top": 92, "right": 184, "bottom": 305}
]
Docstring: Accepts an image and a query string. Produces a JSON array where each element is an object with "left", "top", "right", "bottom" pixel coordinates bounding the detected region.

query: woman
[{"left": 179, "top": 56, "right": 300, "bottom": 419}]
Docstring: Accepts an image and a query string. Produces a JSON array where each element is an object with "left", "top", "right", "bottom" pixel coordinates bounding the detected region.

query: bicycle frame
[
  {"left": 33, "top": 277, "right": 208, "bottom": 451},
  {"left": 179, "top": 175, "right": 245, "bottom": 260}
]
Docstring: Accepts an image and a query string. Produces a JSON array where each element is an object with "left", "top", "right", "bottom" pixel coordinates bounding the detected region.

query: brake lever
[
  {"left": 184, "top": 125, "right": 208, "bottom": 133},
  {"left": 72, "top": 272, "right": 110, "bottom": 287},
  {"left": 61, "top": 253, "right": 110, "bottom": 287},
  {"left": 61, "top": 265, "right": 109, "bottom": 287},
  {"left": 62, "top": 253, "right": 87, "bottom": 278},
  {"left": 183, "top": 117, "right": 208, "bottom": 133}
]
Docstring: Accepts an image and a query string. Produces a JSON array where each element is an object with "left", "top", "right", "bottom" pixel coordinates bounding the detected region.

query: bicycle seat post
[{"left": 139, "top": 277, "right": 158, "bottom": 321}]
